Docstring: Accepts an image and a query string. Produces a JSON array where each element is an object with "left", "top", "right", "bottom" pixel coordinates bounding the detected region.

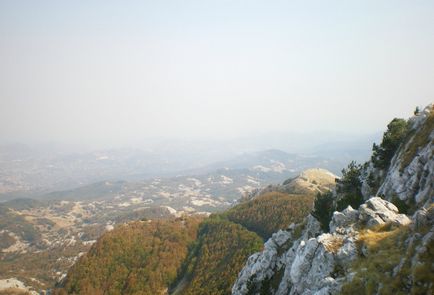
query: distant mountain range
[
  {"left": 0, "top": 131, "right": 382, "bottom": 294},
  {"left": 0, "top": 131, "right": 376, "bottom": 200},
  {"left": 1, "top": 106, "right": 431, "bottom": 294}
]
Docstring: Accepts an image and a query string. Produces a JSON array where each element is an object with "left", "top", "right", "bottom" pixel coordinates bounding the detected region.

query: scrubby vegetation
[
  {"left": 54, "top": 189, "right": 317, "bottom": 295},
  {"left": 171, "top": 190, "right": 312, "bottom": 295},
  {"left": 173, "top": 190, "right": 315, "bottom": 294},
  {"left": 341, "top": 223, "right": 433, "bottom": 295},
  {"left": 1, "top": 198, "right": 44, "bottom": 211},
  {"left": 55, "top": 217, "right": 202, "bottom": 295},
  {"left": 312, "top": 161, "right": 364, "bottom": 231},
  {"left": 0, "top": 207, "right": 40, "bottom": 243},
  {"left": 179, "top": 218, "right": 263, "bottom": 295},
  {"left": 336, "top": 161, "right": 364, "bottom": 212},
  {"left": 0, "top": 289, "right": 32, "bottom": 295},
  {"left": 224, "top": 192, "right": 315, "bottom": 239},
  {"left": 0, "top": 232, "right": 16, "bottom": 249},
  {"left": 311, "top": 191, "right": 335, "bottom": 231},
  {"left": 372, "top": 118, "right": 409, "bottom": 170},
  {"left": 0, "top": 241, "right": 91, "bottom": 291},
  {"left": 400, "top": 108, "right": 434, "bottom": 171},
  {"left": 311, "top": 111, "right": 432, "bottom": 233}
]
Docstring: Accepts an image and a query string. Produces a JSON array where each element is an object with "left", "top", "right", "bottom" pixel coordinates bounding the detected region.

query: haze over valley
[{"left": 0, "top": 1, "right": 433, "bottom": 294}]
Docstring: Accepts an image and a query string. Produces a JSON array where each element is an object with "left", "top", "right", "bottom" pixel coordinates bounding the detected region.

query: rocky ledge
[{"left": 232, "top": 197, "right": 430, "bottom": 295}]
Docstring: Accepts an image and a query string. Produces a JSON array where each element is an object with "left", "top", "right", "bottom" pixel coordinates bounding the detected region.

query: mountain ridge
[
  {"left": 232, "top": 104, "right": 433, "bottom": 295},
  {"left": 4, "top": 104, "right": 431, "bottom": 295}
]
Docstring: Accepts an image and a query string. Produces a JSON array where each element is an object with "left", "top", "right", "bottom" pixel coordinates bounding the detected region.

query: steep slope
[
  {"left": 224, "top": 192, "right": 314, "bottom": 239},
  {"left": 232, "top": 104, "right": 434, "bottom": 295},
  {"left": 376, "top": 106, "right": 433, "bottom": 207},
  {"left": 232, "top": 197, "right": 433, "bottom": 295},
  {"left": 54, "top": 167, "right": 327, "bottom": 295},
  {"left": 177, "top": 219, "right": 263, "bottom": 295},
  {"left": 54, "top": 217, "right": 202, "bottom": 295},
  {"left": 170, "top": 176, "right": 323, "bottom": 294},
  {"left": 360, "top": 105, "right": 433, "bottom": 209}
]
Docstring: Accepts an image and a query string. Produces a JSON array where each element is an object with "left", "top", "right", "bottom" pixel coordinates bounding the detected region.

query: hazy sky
[{"left": 0, "top": 1, "right": 433, "bottom": 147}]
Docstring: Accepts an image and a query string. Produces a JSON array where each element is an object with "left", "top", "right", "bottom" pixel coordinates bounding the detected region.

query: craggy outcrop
[
  {"left": 362, "top": 104, "right": 433, "bottom": 208},
  {"left": 232, "top": 198, "right": 414, "bottom": 295},
  {"left": 232, "top": 104, "right": 434, "bottom": 295}
]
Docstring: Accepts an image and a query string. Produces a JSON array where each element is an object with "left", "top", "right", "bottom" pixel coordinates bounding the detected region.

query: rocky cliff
[
  {"left": 361, "top": 104, "right": 433, "bottom": 208},
  {"left": 232, "top": 104, "right": 433, "bottom": 295}
]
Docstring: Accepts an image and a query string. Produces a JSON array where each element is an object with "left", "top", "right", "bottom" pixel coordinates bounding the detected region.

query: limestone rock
[
  {"left": 232, "top": 105, "right": 433, "bottom": 295},
  {"left": 377, "top": 104, "right": 433, "bottom": 207},
  {"left": 359, "top": 197, "right": 411, "bottom": 227},
  {"left": 329, "top": 206, "right": 358, "bottom": 233},
  {"left": 232, "top": 197, "right": 417, "bottom": 295}
]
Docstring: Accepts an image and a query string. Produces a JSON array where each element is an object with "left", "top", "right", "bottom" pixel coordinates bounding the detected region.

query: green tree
[
  {"left": 372, "top": 118, "right": 409, "bottom": 169},
  {"left": 312, "top": 191, "right": 334, "bottom": 232},
  {"left": 336, "top": 161, "right": 364, "bottom": 211}
]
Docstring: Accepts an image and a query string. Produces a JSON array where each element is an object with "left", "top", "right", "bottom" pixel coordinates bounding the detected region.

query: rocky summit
[{"left": 232, "top": 105, "right": 434, "bottom": 295}]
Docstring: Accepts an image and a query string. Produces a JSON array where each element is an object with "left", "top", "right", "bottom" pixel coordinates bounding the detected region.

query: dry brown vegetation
[
  {"left": 54, "top": 217, "right": 203, "bottom": 295},
  {"left": 0, "top": 289, "right": 31, "bottom": 295},
  {"left": 179, "top": 218, "right": 263, "bottom": 295},
  {"left": 322, "top": 235, "right": 344, "bottom": 253},
  {"left": 224, "top": 192, "right": 314, "bottom": 239},
  {"left": 401, "top": 108, "right": 434, "bottom": 171},
  {"left": 342, "top": 223, "right": 433, "bottom": 295}
]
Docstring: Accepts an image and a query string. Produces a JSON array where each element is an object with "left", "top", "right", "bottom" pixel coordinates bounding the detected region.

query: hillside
[
  {"left": 246, "top": 168, "right": 336, "bottom": 200},
  {"left": 52, "top": 215, "right": 264, "bottom": 295},
  {"left": 52, "top": 167, "right": 328, "bottom": 295},
  {"left": 0, "top": 198, "right": 180, "bottom": 293},
  {"left": 19, "top": 104, "right": 432, "bottom": 295},
  {"left": 0, "top": 156, "right": 337, "bottom": 293},
  {"left": 177, "top": 219, "right": 263, "bottom": 295},
  {"left": 54, "top": 217, "right": 202, "bottom": 295},
  {"left": 232, "top": 104, "right": 434, "bottom": 295},
  {"left": 173, "top": 187, "right": 318, "bottom": 294},
  {"left": 224, "top": 192, "right": 314, "bottom": 239}
]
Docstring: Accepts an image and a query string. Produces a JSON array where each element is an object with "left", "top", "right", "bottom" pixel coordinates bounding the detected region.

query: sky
[{"left": 0, "top": 0, "right": 433, "bottom": 148}]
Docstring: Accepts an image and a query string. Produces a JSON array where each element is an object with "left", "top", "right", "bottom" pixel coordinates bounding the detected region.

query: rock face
[
  {"left": 233, "top": 216, "right": 321, "bottom": 295},
  {"left": 358, "top": 197, "right": 411, "bottom": 228},
  {"left": 232, "top": 104, "right": 434, "bottom": 295},
  {"left": 232, "top": 197, "right": 416, "bottom": 295},
  {"left": 363, "top": 104, "right": 433, "bottom": 207}
]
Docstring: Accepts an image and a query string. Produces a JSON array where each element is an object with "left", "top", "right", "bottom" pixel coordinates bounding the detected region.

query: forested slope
[{"left": 55, "top": 217, "right": 202, "bottom": 295}]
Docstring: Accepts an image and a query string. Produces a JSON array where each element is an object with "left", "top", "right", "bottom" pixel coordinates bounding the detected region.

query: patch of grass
[
  {"left": 411, "top": 233, "right": 434, "bottom": 295},
  {"left": 342, "top": 224, "right": 409, "bottom": 295},
  {"left": 0, "top": 289, "right": 32, "bottom": 295},
  {"left": 401, "top": 108, "right": 434, "bottom": 171},
  {"left": 357, "top": 224, "right": 403, "bottom": 249},
  {"left": 292, "top": 220, "right": 306, "bottom": 240},
  {"left": 323, "top": 236, "right": 344, "bottom": 253},
  {"left": 342, "top": 222, "right": 433, "bottom": 295}
]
